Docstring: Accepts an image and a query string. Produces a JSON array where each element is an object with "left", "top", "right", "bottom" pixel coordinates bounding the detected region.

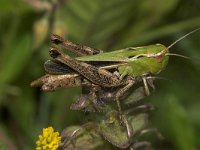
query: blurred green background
[{"left": 0, "top": 0, "right": 200, "bottom": 149}]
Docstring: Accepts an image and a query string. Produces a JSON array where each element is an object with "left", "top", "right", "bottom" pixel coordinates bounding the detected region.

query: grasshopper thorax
[{"left": 118, "top": 44, "right": 169, "bottom": 77}]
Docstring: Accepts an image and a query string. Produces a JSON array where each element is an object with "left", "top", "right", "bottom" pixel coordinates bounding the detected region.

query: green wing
[{"left": 76, "top": 44, "right": 166, "bottom": 62}]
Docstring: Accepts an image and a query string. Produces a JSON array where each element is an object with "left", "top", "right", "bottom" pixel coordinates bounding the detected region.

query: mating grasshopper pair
[
  {"left": 31, "top": 28, "right": 199, "bottom": 119},
  {"left": 31, "top": 34, "right": 169, "bottom": 116},
  {"left": 31, "top": 28, "right": 199, "bottom": 149}
]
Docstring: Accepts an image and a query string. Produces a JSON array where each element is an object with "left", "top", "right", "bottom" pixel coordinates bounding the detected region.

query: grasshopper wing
[{"left": 44, "top": 60, "right": 76, "bottom": 74}]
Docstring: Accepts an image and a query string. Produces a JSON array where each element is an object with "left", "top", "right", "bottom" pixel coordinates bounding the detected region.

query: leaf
[
  {"left": 61, "top": 124, "right": 104, "bottom": 150},
  {"left": 124, "top": 86, "right": 146, "bottom": 105},
  {"left": 100, "top": 113, "right": 130, "bottom": 149},
  {"left": 100, "top": 111, "right": 148, "bottom": 149},
  {"left": 130, "top": 113, "right": 148, "bottom": 132}
]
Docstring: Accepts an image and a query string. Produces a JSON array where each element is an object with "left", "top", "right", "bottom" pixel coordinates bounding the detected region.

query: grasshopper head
[
  {"left": 153, "top": 46, "right": 169, "bottom": 63},
  {"left": 152, "top": 27, "right": 200, "bottom": 73},
  {"left": 151, "top": 45, "right": 170, "bottom": 74},
  {"left": 118, "top": 44, "right": 170, "bottom": 76}
]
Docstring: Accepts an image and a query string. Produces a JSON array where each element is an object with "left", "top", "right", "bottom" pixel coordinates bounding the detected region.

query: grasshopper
[
  {"left": 31, "top": 28, "right": 199, "bottom": 149},
  {"left": 31, "top": 28, "right": 199, "bottom": 118}
]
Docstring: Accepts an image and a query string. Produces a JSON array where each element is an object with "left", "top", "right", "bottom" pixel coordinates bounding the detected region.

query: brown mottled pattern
[
  {"left": 51, "top": 34, "right": 102, "bottom": 56},
  {"left": 31, "top": 74, "right": 82, "bottom": 91},
  {"left": 63, "top": 40, "right": 102, "bottom": 55},
  {"left": 47, "top": 74, "right": 81, "bottom": 90},
  {"left": 51, "top": 48, "right": 122, "bottom": 87}
]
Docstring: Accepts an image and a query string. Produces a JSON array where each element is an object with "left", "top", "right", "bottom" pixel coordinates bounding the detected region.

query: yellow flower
[{"left": 36, "top": 127, "right": 61, "bottom": 150}]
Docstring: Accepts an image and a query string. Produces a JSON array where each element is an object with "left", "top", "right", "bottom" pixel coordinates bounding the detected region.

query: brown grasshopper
[
  {"left": 31, "top": 34, "right": 157, "bottom": 118},
  {"left": 32, "top": 27, "right": 200, "bottom": 117}
]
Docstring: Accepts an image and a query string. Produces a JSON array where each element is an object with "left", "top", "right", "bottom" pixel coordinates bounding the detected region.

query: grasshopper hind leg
[{"left": 51, "top": 34, "right": 103, "bottom": 56}]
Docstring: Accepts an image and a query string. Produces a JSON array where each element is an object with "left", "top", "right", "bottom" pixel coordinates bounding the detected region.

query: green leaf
[
  {"left": 61, "top": 124, "right": 104, "bottom": 150},
  {"left": 100, "top": 111, "right": 148, "bottom": 149},
  {"left": 100, "top": 114, "right": 130, "bottom": 149},
  {"left": 124, "top": 87, "right": 146, "bottom": 105},
  {"left": 130, "top": 113, "right": 148, "bottom": 132}
]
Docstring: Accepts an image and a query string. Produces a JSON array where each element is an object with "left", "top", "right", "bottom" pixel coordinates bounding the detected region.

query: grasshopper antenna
[
  {"left": 167, "top": 27, "right": 200, "bottom": 49},
  {"left": 165, "top": 53, "right": 190, "bottom": 59},
  {"left": 163, "top": 27, "right": 200, "bottom": 59}
]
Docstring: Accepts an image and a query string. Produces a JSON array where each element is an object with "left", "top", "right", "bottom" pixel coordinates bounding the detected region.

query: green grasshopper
[{"left": 31, "top": 28, "right": 199, "bottom": 119}]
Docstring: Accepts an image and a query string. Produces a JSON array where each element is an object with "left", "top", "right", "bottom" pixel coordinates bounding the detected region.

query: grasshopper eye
[
  {"left": 49, "top": 47, "right": 60, "bottom": 58},
  {"left": 51, "top": 34, "right": 64, "bottom": 45}
]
